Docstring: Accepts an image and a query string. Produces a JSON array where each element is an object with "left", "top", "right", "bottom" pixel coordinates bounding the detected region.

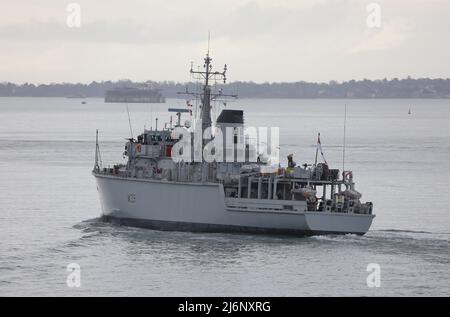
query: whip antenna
[
  {"left": 126, "top": 103, "right": 134, "bottom": 139},
  {"left": 342, "top": 104, "right": 347, "bottom": 174}
]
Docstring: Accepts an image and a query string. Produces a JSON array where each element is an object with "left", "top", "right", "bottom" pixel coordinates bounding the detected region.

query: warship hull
[{"left": 94, "top": 173, "right": 375, "bottom": 236}]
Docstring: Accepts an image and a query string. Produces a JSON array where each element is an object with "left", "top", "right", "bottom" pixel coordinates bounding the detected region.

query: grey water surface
[{"left": 0, "top": 97, "right": 449, "bottom": 296}]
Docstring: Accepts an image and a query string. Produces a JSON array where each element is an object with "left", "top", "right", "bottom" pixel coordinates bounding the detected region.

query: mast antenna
[
  {"left": 176, "top": 33, "right": 237, "bottom": 152},
  {"left": 150, "top": 104, "right": 153, "bottom": 130},
  {"left": 126, "top": 103, "right": 134, "bottom": 139},
  {"left": 207, "top": 30, "right": 211, "bottom": 56},
  {"left": 314, "top": 132, "right": 319, "bottom": 166},
  {"left": 182, "top": 34, "right": 236, "bottom": 135},
  {"left": 342, "top": 104, "right": 347, "bottom": 174},
  {"left": 94, "top": 129, "right": 102, "bottom": 170},
  {"left": 94, "top": 129, "right": 99, "bottom": 170}
]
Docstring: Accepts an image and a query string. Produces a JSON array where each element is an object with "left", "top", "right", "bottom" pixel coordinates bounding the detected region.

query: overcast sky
[{"left": 1, "top": 0, "right": 449, "bottom": 84}]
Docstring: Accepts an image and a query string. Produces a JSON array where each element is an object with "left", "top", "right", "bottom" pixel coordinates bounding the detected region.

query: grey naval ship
[{"left": 92, "top": 52, "right": 375, "bottom": 236}]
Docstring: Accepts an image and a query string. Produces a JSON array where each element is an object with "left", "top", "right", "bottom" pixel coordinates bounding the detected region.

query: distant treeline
[{"left": 1, "top": 78, "right": 450, "bottom": 98}]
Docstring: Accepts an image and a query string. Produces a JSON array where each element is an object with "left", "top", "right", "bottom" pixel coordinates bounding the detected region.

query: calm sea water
[{"left": 0, "top": 97, "right": 449, "bottom": 296}]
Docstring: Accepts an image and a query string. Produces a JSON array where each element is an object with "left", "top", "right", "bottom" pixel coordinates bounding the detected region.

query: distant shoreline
[
  {"left": 1, "top": 96, "right": 448, "bottom": 100},
  {"left": 1, "top": 78, "right": 450, "bottom": 99}
]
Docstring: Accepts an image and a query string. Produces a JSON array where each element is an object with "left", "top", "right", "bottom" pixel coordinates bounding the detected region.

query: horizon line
[{"left": 2, "top": 76, "right": 450, "bottom": 86}]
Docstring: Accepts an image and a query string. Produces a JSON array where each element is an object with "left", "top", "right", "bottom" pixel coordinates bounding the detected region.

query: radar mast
[{"left": 181, "top": 35, "right": 237, "bottom": 139}]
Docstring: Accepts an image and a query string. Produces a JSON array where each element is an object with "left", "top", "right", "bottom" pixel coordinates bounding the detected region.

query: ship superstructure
[{"left": 93, "top": 52, "right": 374, "bottom": 236}]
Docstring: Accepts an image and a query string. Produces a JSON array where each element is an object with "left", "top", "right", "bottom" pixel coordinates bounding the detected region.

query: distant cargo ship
[{"left": 105, "top": 87, "right": 165, "bottom": 103}]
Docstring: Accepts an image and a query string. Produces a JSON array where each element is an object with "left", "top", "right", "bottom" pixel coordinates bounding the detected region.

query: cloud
[
  {"left": 0, "top": 19, "right": 210, "bottom": 45},
  {"left": 0, "top": 1, "right": 342, "bottom": 45},
  {"left": 0, "top": 0, "right": 449, "bottom": 83},
  {"left": 349, "top": 19, "right": 413, "bottom": 54}
]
